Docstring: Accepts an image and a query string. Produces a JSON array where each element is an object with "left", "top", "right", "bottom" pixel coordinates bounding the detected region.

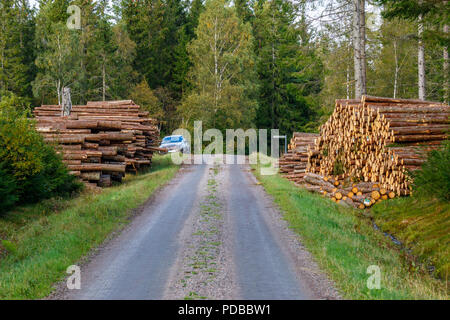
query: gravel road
[{"left": 57, "top": 159, "right": 339, "bottom": 300}]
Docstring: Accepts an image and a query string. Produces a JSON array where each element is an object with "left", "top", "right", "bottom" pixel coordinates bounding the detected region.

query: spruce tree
[{"left": 252, "top": 0, "right": 322, "bottom": 134}]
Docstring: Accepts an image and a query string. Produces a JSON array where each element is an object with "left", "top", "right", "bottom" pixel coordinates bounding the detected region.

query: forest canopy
[{"left": 0, "top": 0, "right": 448, "bottom": 135}]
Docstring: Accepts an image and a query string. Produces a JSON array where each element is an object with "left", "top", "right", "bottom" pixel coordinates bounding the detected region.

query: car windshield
[{"left": 162, "top": 136, "right": 183, "bottom": 143}]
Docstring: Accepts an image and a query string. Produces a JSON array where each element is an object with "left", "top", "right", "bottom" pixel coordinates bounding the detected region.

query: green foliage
[
  {"left": 411, "top": 141, "right": 450, "bottom": 201},
  {"left": 252, "top": 0, "right": 322, "bottom": 134},
  {"left": 0, "top": 98, "right": 82, "bottom": 214},
  {"left": 0, "top": 0, "right": 35, "bottom": 99},
  {"left": 1, "top": 240, "right": 17, "bottom": 255},
  {"left": 332, "top": 159, "right": 345, "bottom": 176},
  {"left": 122, "top": 0, "right": 188, "bottom": 93},
  {"left": 33, "top": 20, "right": 81, "bottom": 104},
  {"left": 370, "top": 18, "right": 418, "bottom": 99},
  {"left": 179, "top": 0, "right": 258, "bottom": 131},
  {"left": 0, "top": 164, "right": 18, "bottom": 213},
  {"left": 131, "top": 79, "right": 163, "bottom": 119},
  {"left": 377, "top": 0, "right": 449, "bottom": 47}
]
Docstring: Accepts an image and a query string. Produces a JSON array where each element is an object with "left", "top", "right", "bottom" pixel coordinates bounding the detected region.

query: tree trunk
[
  {"left": 353, "top": 0, "right": 366, "bottom": 99},
  {"left": 347, "top": 44, "right": 351, "bottom": 100},
  {"left": 359, "top": 0, "right": 367, "bottom": 95},
  {"left": 57, "top": 80, "right": 61, "bottom": 106},
  {"left": 444, "top": 23, "right": 449, "bottom": 104},
  {"left": 418, "top": 3, "right": 426, "bottom": 101},
  {"left": 102, "top": 57, "right": 106, "bottom": 102},
  {"left": 393, "top": 40, "right": 399, "bottom": 99}
]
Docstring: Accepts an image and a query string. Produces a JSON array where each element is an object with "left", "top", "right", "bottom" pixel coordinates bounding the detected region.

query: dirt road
[{"left": 59, "top": 159, "right": 339, "bottom": 300}]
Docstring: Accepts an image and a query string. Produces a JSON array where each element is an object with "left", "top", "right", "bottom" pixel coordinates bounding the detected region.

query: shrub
[
  {"left": 0, "top": 96, "right": 82, "bottom": 214},
  {"left": 0, "top": 164, "right": 18, "bottom": 213},
  {"left": 411, "top": 141, "right": 450, "bottom": 201}
]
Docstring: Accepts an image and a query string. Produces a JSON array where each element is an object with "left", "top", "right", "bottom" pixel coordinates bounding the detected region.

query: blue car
[{"left": 159, "top": 135, "right": 190, "bottom": 153}]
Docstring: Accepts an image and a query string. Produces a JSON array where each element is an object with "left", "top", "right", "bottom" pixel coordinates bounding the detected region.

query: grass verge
[
  {"left": 371, "top": 197, "right": 449, "bottom": 281},
  {"left": 0, "top": 155, "right": 179, "bottom": 299},
  {"left": 251, "top": 161, "right": 448, "bottom": 299}
]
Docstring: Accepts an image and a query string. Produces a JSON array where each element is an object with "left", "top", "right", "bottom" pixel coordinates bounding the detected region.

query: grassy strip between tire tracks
[
  {"left": 0, "top": 155, "right": 179, "bottom": 299},
  {"left": 251, "top": 160, "right": 448, "bottom": 300}
]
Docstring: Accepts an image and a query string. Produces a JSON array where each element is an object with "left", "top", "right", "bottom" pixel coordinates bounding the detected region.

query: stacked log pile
[
  {"left": 33, "top": 100, "right": 161, "bottom": 187},
  {"left": 303, "top": 95, "right": 449, "bottom": 208},
  {"left": 279, "top": 133, "right": 319, "bottom": 183}
]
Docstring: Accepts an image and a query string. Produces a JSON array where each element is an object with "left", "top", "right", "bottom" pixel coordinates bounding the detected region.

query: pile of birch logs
[
  {"left": 279, "top": 133, "right": 319, "bottom": 183},
  {"left": 302, "top": 95, "right": 449, "bottom": 208},
  {"left": 34, "top": 100, "right": 161, "bottom": 188}
]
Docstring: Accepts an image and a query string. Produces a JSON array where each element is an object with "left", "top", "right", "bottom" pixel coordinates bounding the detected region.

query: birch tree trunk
[
  {"left": 393, "top": 40, "right": 399, "bottom": 99},
  {"left": 418, "top": 2, "right": 426, "bottom": 101},
  {"left": 102, "top": 55, "right": 106, "bottom": 102},
  {"left": 359, "top": 0, "right": 367, "bottom": 95},
  {"left": 352, "top": 0, "right": 366, "bottom": 99},
  {"left": 444, "top": 3, "right": 448, "bottom": 103},
  {"left": 347, "top": 44, "right": 351, "bottom": 99},
  {"left": 57, "top": 80, "right": 61, "bottom": 106}
]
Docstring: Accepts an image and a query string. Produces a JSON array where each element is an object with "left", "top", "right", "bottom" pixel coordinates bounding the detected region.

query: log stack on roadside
[
  {"left": 301, "top": 172, "right": 397, "bottom": 209},
  {"left": 33, "top": 100, "right": 161, "bottom": 188},
  {"left": 279, "top": 132, "right": 319, "bottom": 183},
  {"left": 301, "top": 95, "right": 449, "bottom": 208}
]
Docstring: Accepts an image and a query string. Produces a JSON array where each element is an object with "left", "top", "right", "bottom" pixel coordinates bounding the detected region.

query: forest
[{"left": 0, "top": 0, "right": 447, "bottom": 136}]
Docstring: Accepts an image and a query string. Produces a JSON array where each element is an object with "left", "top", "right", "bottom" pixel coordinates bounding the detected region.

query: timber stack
[
  {"left": 279, "top": 132, "right": 319, "bottom": 183},
  {"left": 33, "top": 100, "right": 161, "bottom": 188},
  {"left": 303, "top": 95, "right": 449, "bottom": 208}
]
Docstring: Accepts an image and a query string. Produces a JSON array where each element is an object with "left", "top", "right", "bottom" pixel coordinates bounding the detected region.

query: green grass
[
  {"left": 371, "top": 197, "right": 449, "bottom": 281},
  {"left": 251, "top": 161, "right": 448, "bottom": 300},
  {"left": 0, "top": 155, "right": 179, "bottom": 299}
]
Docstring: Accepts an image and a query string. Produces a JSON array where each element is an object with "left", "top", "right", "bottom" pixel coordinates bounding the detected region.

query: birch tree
[
  {"left": 33, "top": 22, "right": 80, "bottom": 105},
  {"left": 444, "top": 1, "right": 448, "bottom": 103},
  {"left": 352, "top": 0, "right": 366, "bottom": 98},
  {"left": 418, "top": 0, "right": 426, "bottom": 100},
  {"left": 377, "top": 0, "right": 450, "bottom": 101},
  {"left": 179, "top": 0, "right": 257, "bottom": 131}
]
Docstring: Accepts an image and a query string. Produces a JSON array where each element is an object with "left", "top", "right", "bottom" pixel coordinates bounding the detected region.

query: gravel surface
[
  {"left": 164, "top": 161, "right": 237, "bottom": 299},
  {"left": 51, "top": 158, "right": 340, "bottom": 300}
]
